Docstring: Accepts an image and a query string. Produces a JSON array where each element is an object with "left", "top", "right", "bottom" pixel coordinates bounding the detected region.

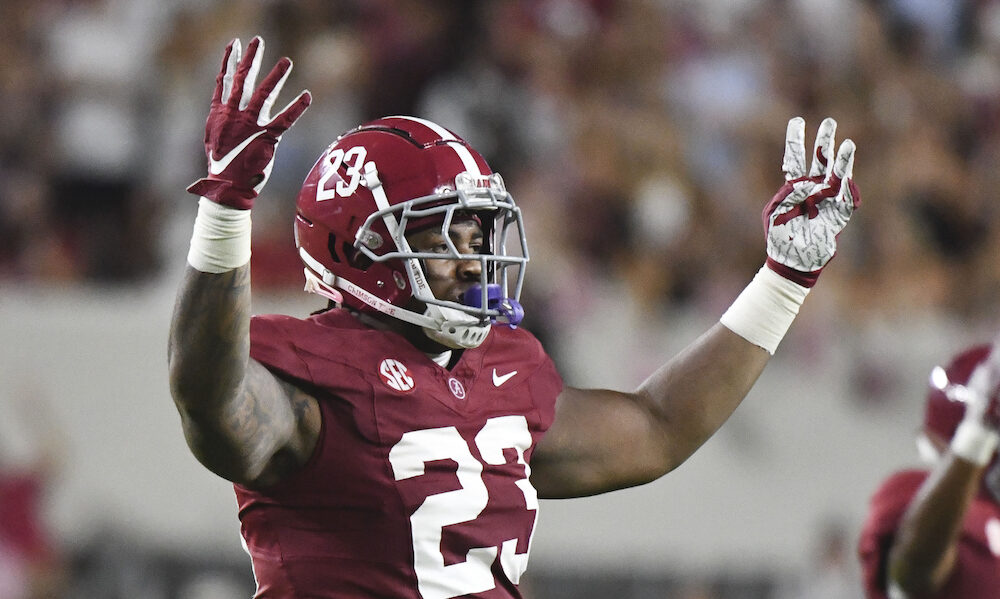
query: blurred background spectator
[
  {"left": 3, "top": 0, "right": 999, "bottom": 323},
  {"left": 3, "top": 0, "right": 1000, "bottom": 596},
  {"left": 0, "top": 382, "right": 68, "bottom": 599},
  {"left": 777, "top": 517, "right": 861, "bottom": 599}
]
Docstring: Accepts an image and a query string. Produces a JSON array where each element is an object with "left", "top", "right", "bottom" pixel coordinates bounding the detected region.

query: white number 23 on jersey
[{"left": 389, "top": 416, "right": 537, "bottom": 599}]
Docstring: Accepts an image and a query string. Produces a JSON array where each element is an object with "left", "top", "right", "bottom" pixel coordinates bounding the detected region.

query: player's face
[{"left": 406, "top": 219, "right": 485, "bottom": 303}]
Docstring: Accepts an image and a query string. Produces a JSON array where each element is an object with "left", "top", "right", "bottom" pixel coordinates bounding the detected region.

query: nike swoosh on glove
[
  {"left": 187, "top": 36, "right": 311, "bottom": 210},
  {"left": 762, "top": 117, "right": 860, "bottom": 288}
]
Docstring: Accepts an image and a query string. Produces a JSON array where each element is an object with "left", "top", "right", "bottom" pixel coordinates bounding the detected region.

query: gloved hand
[
  {"left": 763, "top": 117, "right": 860, "bottom": 288},
  {"left": 187, "top": 36, "right": 311, "bottom": 210},
  {"left": 952, "top": 345, "right": 1000, "bottom": 465}
]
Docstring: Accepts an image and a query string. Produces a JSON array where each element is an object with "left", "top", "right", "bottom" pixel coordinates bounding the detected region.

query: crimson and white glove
[
  {"left": 952, "top": 346, "right": 1000, "bottom": 466},
  {"left": 721, "top": 117, "right": 859, "bottom": 354},
  {"left": 187, "top": 36, "right": 311, "bottom": 210},
  {"left": 763, "top": 117, "right": 860, "bottom": 288}
]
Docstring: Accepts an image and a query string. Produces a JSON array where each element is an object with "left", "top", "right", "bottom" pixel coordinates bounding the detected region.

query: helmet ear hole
[
  {"left": 327, "top": 234, "right": 373, "bottom": 271},
  {"left": 349, "top": 249, "right": 374, "bottom": 271},
  {"left": 325, "top": 234, "right": 344, "bottom": 264}
]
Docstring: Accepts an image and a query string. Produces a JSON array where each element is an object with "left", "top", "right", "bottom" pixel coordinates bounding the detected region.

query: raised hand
[
  {"left": 964, "top": 346, "right": 1000, "bottom": 432},
  {"left": 763, "top": 117, "right": 860, "bottom": 287},
  {"left": 951, "top": 343, "right": 1000, "bottom": 465},
  {"left": 187, "top": 36, "right": 312, "bottom": 210}
]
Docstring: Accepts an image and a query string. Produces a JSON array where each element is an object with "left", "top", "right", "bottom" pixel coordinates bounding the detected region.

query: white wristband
[
  {"left": 187, "top": 197, "right": 252, "bottom": 273},
  {"left": 720, "top": 266, "right": 810, "bottom": 354},
  {"left": 951, "top": 419, "right": 999, "bottom": 466}
]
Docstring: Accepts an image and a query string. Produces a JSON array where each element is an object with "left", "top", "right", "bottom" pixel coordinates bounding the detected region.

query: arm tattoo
[
  {"left": 168, "top": 265, "right": 315, "bottom": 484},
  {"left": 169, "top": 266, "right": 252, "bottom": 406}
]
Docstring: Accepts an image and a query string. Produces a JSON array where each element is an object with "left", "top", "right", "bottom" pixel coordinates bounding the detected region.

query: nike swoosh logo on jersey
[
  {"left": 209, "top": 130, "right": 267, "bottom": 175},
  {"left": 492, "top": 368, "right": 518, "bottom": 387}
]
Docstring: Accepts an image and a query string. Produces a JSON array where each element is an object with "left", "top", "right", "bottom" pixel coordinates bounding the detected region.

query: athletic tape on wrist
[
  {"left": 720, "top": 266, "right": 810, "bottom": 355},
  {"left": 187, "top": 197, "right": 252, "bottom": 273},
  {"left": 951, "top": 420, "right": 999, "bottom": 466}
]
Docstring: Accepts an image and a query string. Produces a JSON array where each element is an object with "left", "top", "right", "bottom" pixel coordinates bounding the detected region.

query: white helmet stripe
[
  {"left": 388, "top": 115, "right": 484, "bottom": 177},
  {"left": 387, "top": 115, "right": 459, "bottom": 140}
]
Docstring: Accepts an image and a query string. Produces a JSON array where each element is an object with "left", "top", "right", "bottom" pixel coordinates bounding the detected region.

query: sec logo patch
[{"left": 379, "top": 359, "right": 415, "bottom": 392}]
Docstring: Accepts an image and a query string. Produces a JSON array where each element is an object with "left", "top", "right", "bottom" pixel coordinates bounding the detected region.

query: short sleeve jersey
[
  {"left": 858, "top": 468, "right": 1000, "bottom": 599},
  {"left": 238, "top": 309, "right": 563, "bottom": 598}
]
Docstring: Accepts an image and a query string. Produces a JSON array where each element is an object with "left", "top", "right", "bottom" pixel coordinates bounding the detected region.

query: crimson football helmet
[
  {"left": 920, "top": 344, "right": 1000, "bottom": 500},
  {"left": 294, "top": 116, "right": 528, "bottom": 349}
]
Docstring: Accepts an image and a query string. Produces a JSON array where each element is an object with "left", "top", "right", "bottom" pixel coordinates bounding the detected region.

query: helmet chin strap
[
  {"left": 301, "top": 249, "right": 491, "bottom": 349},
  {"left": 302, "top": 267, "right": 344, "bottom": 304}
]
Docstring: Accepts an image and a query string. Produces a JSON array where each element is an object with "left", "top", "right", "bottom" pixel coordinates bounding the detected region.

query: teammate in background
[
  {"left": 0, "top": 385, "right": 67, "bottom": 599},
  {"left": 168, "top": 37, "right": 860, "bottom": 598},
  {"left": 859, "top": 342, "right": 1000, "bottom": 598}
]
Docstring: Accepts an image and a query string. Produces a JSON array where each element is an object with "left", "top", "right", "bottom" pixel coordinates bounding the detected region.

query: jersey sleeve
[
  {"left": 857, "top": 469, "right": 928, "bottom": 599},
  {"left": 250, "top": 314, "right": 316, "bottom": 385}
]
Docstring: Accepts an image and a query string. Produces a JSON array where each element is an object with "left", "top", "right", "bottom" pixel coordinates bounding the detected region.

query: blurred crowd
[{"left": 3, "top": 0, "right": 1000, "bottom": 331}]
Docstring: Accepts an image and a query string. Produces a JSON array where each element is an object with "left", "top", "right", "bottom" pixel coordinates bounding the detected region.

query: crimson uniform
[
  {"left": 179, "top": 44, "right": 863, "bottom": 599},
  {"left": 0, "top": 472, "right": 53, "bottom": 566},
  {"left": 238, "top": 309, "right": 562, "bottom": 598},
  {"left": 858, "top": 469, "right": 1000, "bottom": 599}
]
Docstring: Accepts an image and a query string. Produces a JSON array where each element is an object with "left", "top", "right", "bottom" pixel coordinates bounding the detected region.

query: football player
[
  {"left": 169, "top": 37, "right": 860, "bottom": 598},
  {"left": 859, "top": 342, "right": 1000, "bottom": 598}
]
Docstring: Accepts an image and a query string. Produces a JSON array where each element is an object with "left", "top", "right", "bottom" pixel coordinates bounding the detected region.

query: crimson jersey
[
  {"left": 0, "top": 471, "right": 53, "bottom": 564},
  {"left": 238, "top": 308, "right": 563, "bottom": 598},
  {"left": 858, "top": 469, "right": 1000, "bottom": 598}
]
